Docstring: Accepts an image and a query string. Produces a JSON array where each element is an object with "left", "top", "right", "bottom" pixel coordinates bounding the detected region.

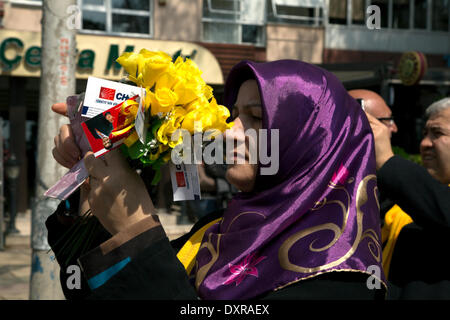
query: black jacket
[
  {"left": 46, "top": 198, "right": 384, "bottom": 300},
  {"left": 377, "top": 156, "right": 450, "bottom": 299}
]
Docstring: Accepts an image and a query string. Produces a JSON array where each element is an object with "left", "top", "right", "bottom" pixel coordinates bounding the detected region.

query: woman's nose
[{"left": 223, "top": 117, "right": 245, "bottom": 141}]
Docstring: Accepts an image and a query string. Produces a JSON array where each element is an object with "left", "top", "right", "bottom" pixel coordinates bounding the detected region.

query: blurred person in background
[{"left": 366, "top": 97, "right": 450, "bottom": 299}]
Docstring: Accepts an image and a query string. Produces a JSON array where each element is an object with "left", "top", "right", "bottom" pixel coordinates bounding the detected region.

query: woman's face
[{"left": 224, "top": 80, "right": 262, "bottom": 192}]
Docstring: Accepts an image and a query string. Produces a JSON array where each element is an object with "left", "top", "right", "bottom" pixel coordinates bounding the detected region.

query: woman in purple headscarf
[{"left": 47, "top": 59, "right": 386, "bottom": 300}]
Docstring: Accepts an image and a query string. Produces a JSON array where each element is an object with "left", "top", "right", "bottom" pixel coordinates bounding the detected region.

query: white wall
[{"left": 326, "top": 25, "right": 450, "bottom": 55}]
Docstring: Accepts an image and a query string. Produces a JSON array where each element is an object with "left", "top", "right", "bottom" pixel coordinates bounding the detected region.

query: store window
[
  {"left": 80, "top": 0, "right": 152, "bottom": 36},
  {"left": 414, "top": 0, "right": 427, "bottom": 29},
  {"left": 432, "top": 0, "right": 449, "bottom": 31},
  {"left": 329, "top": 0, "right": 347, "bottom": 24},
  {"left": 352, "top": 0, "right": 366, "bottom": 25},
  {"left": 202, "top": 0, "right": 266, "bottom": 45},
  {"left": 392, "top": 0, "right": 410, "bottom": 29},
  {"left": 370, "top": 0, "right": 389, "bottom": 28},
  {"left": 267, "top": 0, "right": 325, "bottom": 26}
]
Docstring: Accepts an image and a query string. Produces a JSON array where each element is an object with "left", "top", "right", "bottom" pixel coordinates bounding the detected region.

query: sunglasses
[{"left": 356, "top": 98, "right": 395, "bottom": 125}]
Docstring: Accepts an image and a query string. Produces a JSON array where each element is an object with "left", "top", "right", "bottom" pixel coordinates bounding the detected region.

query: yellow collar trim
[{"left": 176, "top": 218, "right": 222, "bottom": 275}]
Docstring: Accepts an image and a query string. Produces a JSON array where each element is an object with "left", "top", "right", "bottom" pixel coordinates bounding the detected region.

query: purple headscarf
[{"left": 194, "top": 60, "right": 386, "bottom": 299}]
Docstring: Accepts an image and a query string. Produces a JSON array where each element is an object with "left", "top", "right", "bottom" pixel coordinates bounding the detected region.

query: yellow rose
[
  {"left": 116, "top": 52, "right": 142, "bottom": 84},
  {"left": 181, "top": 97, "right": 212, "bottom": 134},
  {"left": 139, "top": 50, "right": 172, "bottom": 88},
  {"left": 156, "top": 118, "right": 183, "bottom": 148},
  {"left": 203, "top": 85, "right": 213, "bottom": 101},
  {"left": 170, "top": 107, "right": 187, "bottom": 127},
  {"left": 184, "top": 96, "right": 209, "bottom": 113},
  {"left": 175, "top": 58, "right": 202, "bottom": 78},
  {"left": 116, "top": 50, "right": 172, "bottom": 87},
  {"left": 180, "top": 109, "right": 200, "bottom": 134},
  {"left": 156, "top": 70, "right": 182, "bottom": 91},
  {"left": 174, "top": 77, "right": 206, "bottom": 105},
  {"left": 149, "top": 88, "right": 178, "bottom": 117}
]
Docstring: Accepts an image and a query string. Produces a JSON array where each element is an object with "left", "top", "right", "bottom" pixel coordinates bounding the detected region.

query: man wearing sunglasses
[
  {"left": 359, "top": 92, "right": 450, "bottom": 300},
  {"left": 348, "top": 89, "right": 398, "bottom": 137}
]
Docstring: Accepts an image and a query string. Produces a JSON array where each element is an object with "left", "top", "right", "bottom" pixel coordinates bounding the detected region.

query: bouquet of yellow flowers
[
  {"left": 114, "top": 49, "right": 233, "bottom": 184},
  {"left": 50, "top": 50, "right": 233, "bottom": 265}
]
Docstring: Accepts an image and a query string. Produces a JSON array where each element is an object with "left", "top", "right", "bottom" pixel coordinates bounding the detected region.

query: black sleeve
[
  {"left": 81, "top": 211, "right": 228, "bottom": 300},
  {"left": 86, "top": 236, "right": 199, "bottom": 300},
  {"left": 50, "top": 207, "right": 384, "bottom": 300},
  {"left": 377, "top": 155, "right": 450, "bottom": 228},
  {"left": 87, "top": 238, "right": 383, "bottom": 300},
  {"left": 46, "top": 210, "right": 111, "bottom": 300}
]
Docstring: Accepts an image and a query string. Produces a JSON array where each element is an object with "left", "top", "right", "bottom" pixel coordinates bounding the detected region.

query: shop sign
[
  {"left": 0, "top": 30, "right": 223, "bottom": 84},
  {"left": 0, "top": 37, "right": 197, "bottom": 73}
]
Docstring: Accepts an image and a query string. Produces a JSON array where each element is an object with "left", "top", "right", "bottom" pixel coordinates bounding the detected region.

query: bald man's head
[{"left": 349, "top": 89, "right": 398, "bottom": 136}]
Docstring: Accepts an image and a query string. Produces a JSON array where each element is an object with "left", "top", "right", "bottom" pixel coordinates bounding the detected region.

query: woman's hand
[
  {"left": 83, "top": 150, "right": 158, "bottom": 235},
  {"left": 51, "top": 102, "right": 81, "bottom": 169},
  {"left": 365, "top": 112, "right": 394, "bottom": 170}
]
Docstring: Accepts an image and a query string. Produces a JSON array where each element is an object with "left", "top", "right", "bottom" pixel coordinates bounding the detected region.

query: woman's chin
[{"left": 225, "top": 165, "right": 256, "bottom": 192}]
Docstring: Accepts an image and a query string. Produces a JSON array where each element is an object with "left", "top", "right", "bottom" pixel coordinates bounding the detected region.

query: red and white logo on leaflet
[
  {"left": 99, "top": 87, "right": 116, "bottom": 101},
  {"left": 175, "top": 171, "right": 186, "bottom": 187}
]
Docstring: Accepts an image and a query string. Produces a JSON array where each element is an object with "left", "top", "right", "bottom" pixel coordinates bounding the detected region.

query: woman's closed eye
[{"left": 231, "top": 106, "right": 240, "bottom": 121}]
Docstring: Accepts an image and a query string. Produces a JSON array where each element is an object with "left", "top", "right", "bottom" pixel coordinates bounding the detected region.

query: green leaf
[
  {"left": 150, "top": 117, "right": 164, "bottom": 138},
  {"left": 127, "top": 140, "right": 146, "bottom": 159},
  {"left": 151, "top": 168, "right": 162, "bottom": 185}
]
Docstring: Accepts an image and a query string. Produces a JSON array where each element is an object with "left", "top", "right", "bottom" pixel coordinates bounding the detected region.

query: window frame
[
  {"left": 269, "top": 0, "right": 326, "bottom": 27},
  {"left": 9, "top": 0, "right": 42, "bottom": 6},
  {"left": 201, "top": 0, "right": 267, "bottom": 46},
  {"left": 78, "top": 0, "right": 153, "bottom": 38},
  {"left": 327, "top": 0, "right": 450, "bottom": 33}
]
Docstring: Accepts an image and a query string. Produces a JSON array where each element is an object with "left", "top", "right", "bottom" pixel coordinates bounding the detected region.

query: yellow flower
[
  {"left": 181, "top": 98, "right": 210, "bottom": 134},
  {"left": 184, "top": 96, "right": 209, "bottom": 113},
  {"left": 148, "top": 88, "right": 178, "bottom": 117},
  {"left": 203, "top": 85, "right": 213, "bottom": 101},
  {"left": 154, "top": 57, "right": 208, "bottom": 105},
  {"left": 174, "top": 58, "right": 202, "bottom": 78},
  {"left": 140, "top": 50, "right": 173, "bottom": 87},
  {"left": 174, "top": 76, "right": 205, "bottom": 105},
  {"left": 181, "top": 98, "right": 233, "bottom": 135},
  {"left": 209, "top": 97, "right": 233, "bottom": 131},
  {"left": 170, "top": 107, "right": 187, "bottom": 127},
  {"left": 116, "top": 49, "right": 172, "bottom": 88},
  {"left": 157, "top": 118, "right": 184, "bottom": 148},
  {"left": 116, "top": 51, "right": 141, "bottom": 83},
  {"left": 117, "top": 49, "right": 233, "bottom": 161},
  {"left": 156, "top": 70, "right": 182, "bottom": 91}
]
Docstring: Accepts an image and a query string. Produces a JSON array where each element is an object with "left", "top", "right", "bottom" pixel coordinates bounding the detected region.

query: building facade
[{"left": 0, "top": 0, "right": 448, "bottom": 212}]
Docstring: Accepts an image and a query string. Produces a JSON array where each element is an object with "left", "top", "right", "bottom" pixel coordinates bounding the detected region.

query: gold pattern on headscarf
[
  {"left": 194, "top": 211, "right": 266, "bottom": 289},
  {"left": 195, "top": 233, "right": 222, "bottom": 290},
  {"left": 362, "top": 229, "right": 381, "bottom": 262},
  {"left": 374, "top": 185, "right": 380, "bottom": 211},
  {"left": 278, "top": 174, "right": 380, "bottom": 274},
  {"left": 308, "top": 182, "right": 351, "bottom": 252},
  {"left": 225, "top": 211, "right": 267, "bottom": 233}
]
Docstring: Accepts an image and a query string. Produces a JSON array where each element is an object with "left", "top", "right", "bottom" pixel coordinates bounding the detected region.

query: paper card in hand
[
  {"left": 44, "top": 94, "right": 90, "bottom": 201},
  {"left": 44, "top": 160, "right": 89, "bottom": 200},
  {"left": 81, "top": 76, "right": 140, "bottom": 119},
  {"left": 81, "top": 95, "right": 139, "bottom": 157}
]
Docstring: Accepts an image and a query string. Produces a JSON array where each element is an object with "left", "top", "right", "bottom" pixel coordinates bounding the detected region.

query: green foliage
[{"left": 392, "top": 146, "right": 422, "bottom": 165}]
